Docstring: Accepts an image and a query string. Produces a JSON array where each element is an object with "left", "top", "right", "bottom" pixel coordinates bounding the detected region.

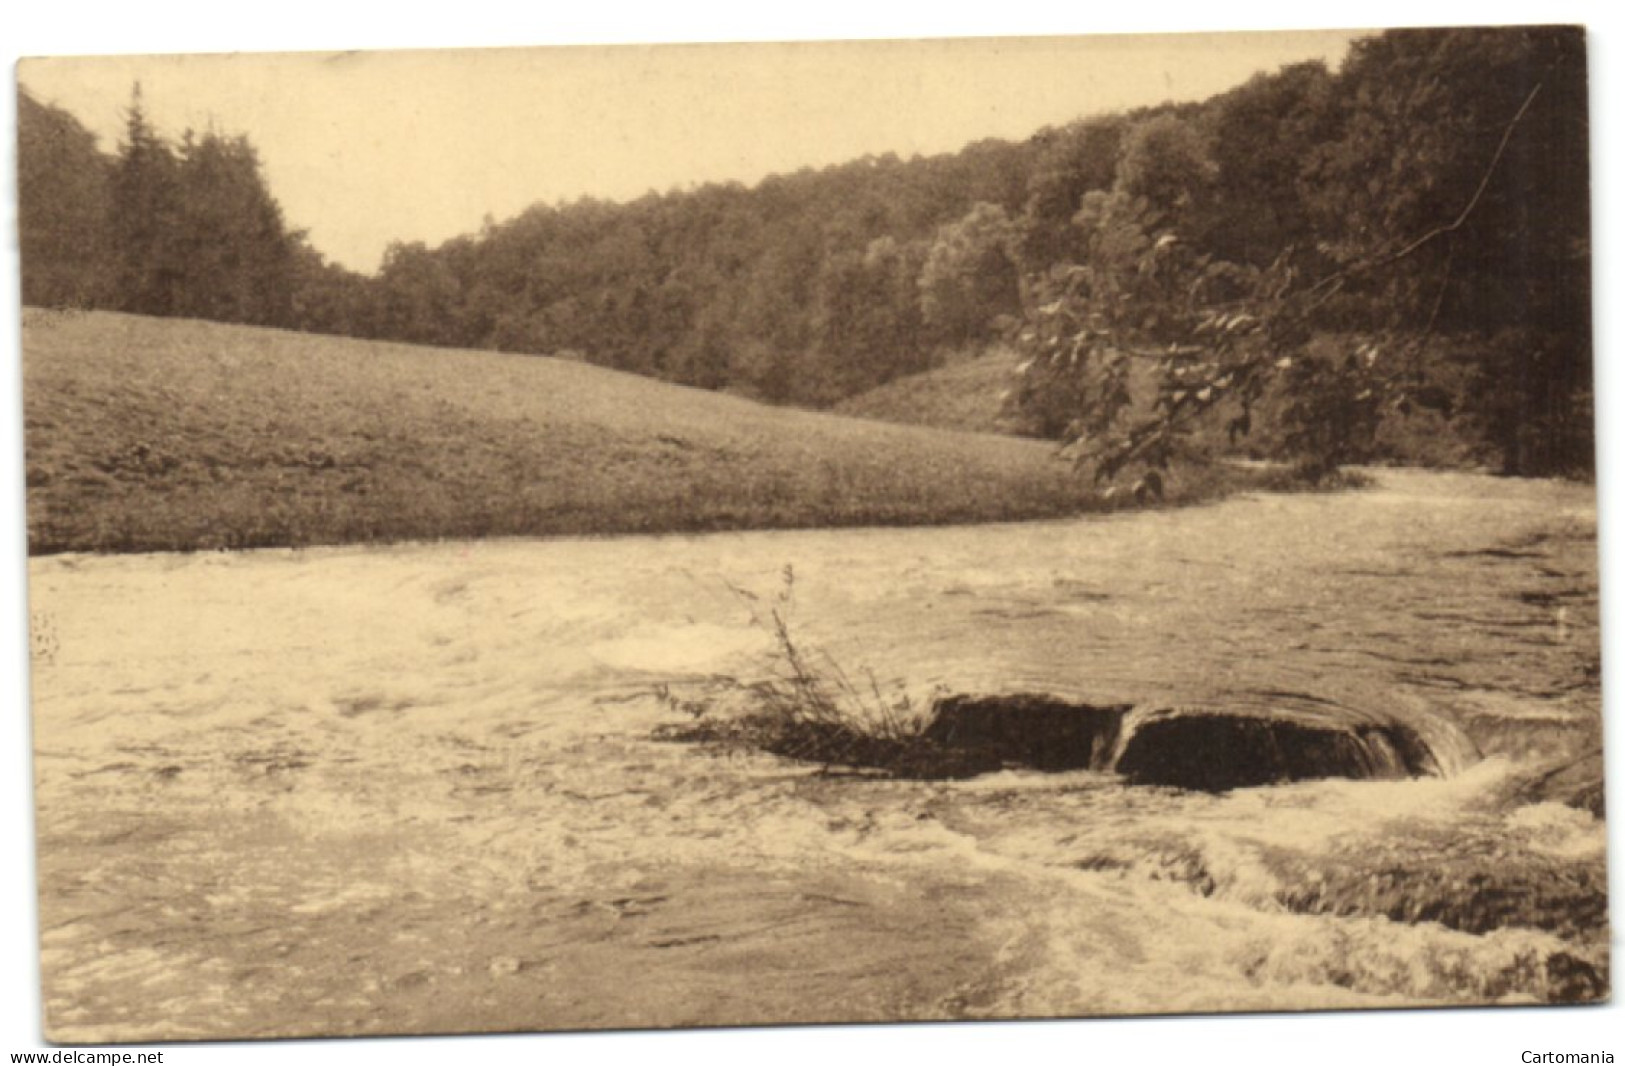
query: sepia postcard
[{"left": 13, "top": 22, "right": 1611, "bottom": 1050}]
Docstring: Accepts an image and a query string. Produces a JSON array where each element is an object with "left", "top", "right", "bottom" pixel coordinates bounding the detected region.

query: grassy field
[
  {"left": 21, "top": 310, "right": 1275, "bottom": 555},
  {"left": 833, "top": 348, "right": 1024, "bottom": 435}
]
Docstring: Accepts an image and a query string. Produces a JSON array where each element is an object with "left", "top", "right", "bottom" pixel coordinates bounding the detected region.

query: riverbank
[{"left": 22, "top": 310, "right": 1277, "bottom": 555}]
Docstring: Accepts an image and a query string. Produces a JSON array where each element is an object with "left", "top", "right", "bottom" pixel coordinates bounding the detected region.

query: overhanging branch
[{"left": 1306, "top": 82, "right": 1543, "bottom": 297}]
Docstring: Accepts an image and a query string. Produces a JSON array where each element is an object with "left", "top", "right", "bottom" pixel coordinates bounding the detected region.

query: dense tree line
[
  {"left": 17, "top": 26, "right": 1593, "bottom": 474},
  {"left": 18, "top": 90, "right": 113, "bottom": 309},
  {"left": 327, "top": 141, "right": 1038, "bottom": 406},
  {"left": 1010, "top": 26, "right": 1591, "bottom": 478},
  {"left": 22, "top": 85, "right": 302, "bottom": 328}
]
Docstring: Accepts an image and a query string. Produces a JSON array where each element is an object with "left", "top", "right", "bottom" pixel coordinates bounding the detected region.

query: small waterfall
[{"left": 1399, "top": 709, "right": 1483, "bottom": 778}]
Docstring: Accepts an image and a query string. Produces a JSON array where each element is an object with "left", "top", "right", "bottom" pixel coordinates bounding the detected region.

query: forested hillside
[{"left": 18, "top": 26, "right": 1592, "bottom": 476}]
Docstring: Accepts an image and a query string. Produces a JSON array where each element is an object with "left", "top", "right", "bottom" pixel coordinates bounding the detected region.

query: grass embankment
[
  {"left": 23, "top": 310, "right": 1268, "bottom": 554},
  {"left": 832, "top": 348, "right": 1023, "bottom": 435}
]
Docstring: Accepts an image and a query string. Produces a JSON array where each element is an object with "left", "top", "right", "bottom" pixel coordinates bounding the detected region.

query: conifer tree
[
  {"left": 109, "top": 83, "right": 185, "bottom": 316},
  {"left": 174, "top": 130, "right": 298, "bottom": 326}
]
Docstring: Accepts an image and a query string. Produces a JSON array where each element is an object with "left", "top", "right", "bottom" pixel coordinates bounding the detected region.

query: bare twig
[
  {"left": 1378, "top": 84, "right": 1543, "bottom": 267},
  {"left": 1306, "top": 82, "right": 1543, "bottom": 299}
]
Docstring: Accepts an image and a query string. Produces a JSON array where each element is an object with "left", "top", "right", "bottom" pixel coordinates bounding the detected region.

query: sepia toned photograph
[{"left": 10, "top": 15, "right": 1612, "bottom": 1050}]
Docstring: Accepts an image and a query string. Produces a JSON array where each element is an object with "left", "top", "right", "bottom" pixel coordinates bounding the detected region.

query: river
[{"left": 28, "top": 468, "right": 1606, "bottom": 1041}]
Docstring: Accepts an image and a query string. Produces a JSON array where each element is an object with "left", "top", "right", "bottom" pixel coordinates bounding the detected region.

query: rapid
[{"left": 28, "top": 468, "right": 1606, "bottom": 1041}]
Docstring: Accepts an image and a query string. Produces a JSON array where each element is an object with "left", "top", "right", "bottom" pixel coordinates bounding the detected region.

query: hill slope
[
  {"left": 833, "top": 349, "right": 1025, "bottom": 436},
  {"left": 22, "top": 311, "right": 1259, "bottom": 554}
]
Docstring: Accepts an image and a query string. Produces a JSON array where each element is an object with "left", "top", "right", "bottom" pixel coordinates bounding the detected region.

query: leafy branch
[{"left": 1010, "top": 82, "right": 1546, "bottom": 483}]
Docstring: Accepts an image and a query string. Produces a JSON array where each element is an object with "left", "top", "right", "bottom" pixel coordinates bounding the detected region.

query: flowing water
[{"left": 28, "top": 468, "right": 1607, "bottom": 1041}]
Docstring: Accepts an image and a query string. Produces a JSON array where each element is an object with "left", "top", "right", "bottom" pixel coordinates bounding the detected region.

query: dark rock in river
[
  {"left": 753, "top": 719, "right": 1003, "bottom": 780},
  {"left": 919, "top": 695, "right": 1452, "bottom": 791},
  {"left": 1494, "top": 748, "right": 1606, "bottom": 817},
  {"left": 1113, "top": 707, "right": 1439, "bottom": 792},
  {"left": 1269, "top": 827, "right": 1610, "bottom": 943},
  {"left": 923, "top": 695, "right": 1130, "bottom": 771}
]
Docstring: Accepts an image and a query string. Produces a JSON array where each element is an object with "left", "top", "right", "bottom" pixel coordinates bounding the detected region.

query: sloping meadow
[{"left": 22, "top": 310, "right": 1268, "bottom": 554}]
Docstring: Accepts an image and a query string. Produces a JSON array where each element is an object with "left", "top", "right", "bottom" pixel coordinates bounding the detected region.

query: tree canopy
[
  {"left": 23, "top": 83, "right": 305, "bottom": 329},
  {"left": 17, "top": 27, "right": 1593, "bottom": 476}
]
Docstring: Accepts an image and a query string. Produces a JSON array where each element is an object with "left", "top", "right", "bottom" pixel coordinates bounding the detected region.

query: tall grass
[{"left": 655, "top": 567, "right": 995, "bottom": 779}]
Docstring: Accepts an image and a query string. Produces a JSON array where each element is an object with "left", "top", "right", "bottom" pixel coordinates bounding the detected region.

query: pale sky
[
  {"left": 4, "top": 6, "right": 1625, "bottom": 1066},
  {"left": 18, "top": 31, "right": 1361, "bottom": 274}
]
